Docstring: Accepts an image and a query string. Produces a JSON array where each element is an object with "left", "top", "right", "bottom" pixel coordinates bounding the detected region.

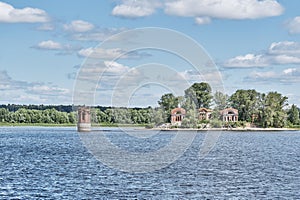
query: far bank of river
[{"left": 1, "top": 122, "right": 300, "bottom": 131}]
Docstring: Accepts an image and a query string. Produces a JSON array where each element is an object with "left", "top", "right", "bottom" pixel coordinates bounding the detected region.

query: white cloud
[
  {"left": 79, "top": 61, "right": 130, "bottom": 75},
  {"left": 245, "top": 67, "right": 300, "bottom": 83},
  {"left": 33, "top": 40, "right": 81, "bottom": 55},
  {"left": 63, "top": 20, "right": 95, "bottom": 32},
  {"left": 224, "top": 54, "right": 269, "bottom": 67},
  {"left": 165, "top": 0, "right": 284, "bottom": 20},
  {"left": 77, "top": 47, "right": 149, "bottom": 59},
  {"left": 27, "top": 85, "right": 70, "bottom": 96},
  {"left": 0, "top": 70, "right": 71, "bottom": 104},
  {"left": 0, "top": 1, "right": 49, "bottom": 23},
  {"left": 195, "top": 17, "right": 211, "bottom": 25},
  {"left": 78, "top": 47, "right": 126, "bottom": 59},
  {"left": 286, "top": 16, "right": 300, "bottom": 34},
  {"left": 112, "top": 0, "right": 161, "bottom": 18},
  {"left": 283, "top": 68, "right": 297, "bottom": 75},
  {"left": 104, "top": 61, "right": 130, "bottom": 74},
  {"left": 224, "top": 41, "right": 300, "bottom": 67},
  {"left": 269, "top": 41, "right": 300, "bottom": 55},
  {"left": 35, "top": 40, "right": 63, "bottom": 50}
]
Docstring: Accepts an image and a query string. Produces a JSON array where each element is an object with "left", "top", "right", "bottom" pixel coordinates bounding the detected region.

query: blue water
[{"left": 0, "top": 127, "right": 299, "bottom": 199}]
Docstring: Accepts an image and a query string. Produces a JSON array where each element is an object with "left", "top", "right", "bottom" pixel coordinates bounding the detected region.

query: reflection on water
[{"left": 0, "top": 127, "right": 299, "bottom": 199}]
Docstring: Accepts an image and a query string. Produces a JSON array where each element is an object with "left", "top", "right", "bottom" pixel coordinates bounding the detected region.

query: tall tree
[
  {"left": 158, "top": 93, "right": 179, "bottom": 122},
  {"left": 259, "top": 92, "right": 288, "bottom": 128},
  {"left": 229, "top": 89, "right": 261, "bottom": 122},
  {"left": 288, "top": 104, "right": 300, "bottom": 125},
  {"left": 213, "top": 91, "right": 229, "bottom": 110},
  {"left": 184, "top": 82, "right": 212, "bottom": 109}
]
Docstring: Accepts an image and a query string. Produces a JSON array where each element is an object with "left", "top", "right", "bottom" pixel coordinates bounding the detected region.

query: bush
[{"left": 210, "top": 119, "right": 223, "bottom": 128}]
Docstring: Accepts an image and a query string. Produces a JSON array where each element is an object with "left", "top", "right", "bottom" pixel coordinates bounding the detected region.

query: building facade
[
  {"left": 170, "top": 107, "right": 186, "bottom": 126},
  {"left": 220, "top": 108, "right": 239, "bottom": 122},
  {"left": 198, "top": 108, "right": 212, "bottom": 121}
]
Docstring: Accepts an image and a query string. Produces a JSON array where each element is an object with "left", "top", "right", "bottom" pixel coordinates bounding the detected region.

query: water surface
[{"left": 0, "top": 127, "right": 299, "bottom": 199}]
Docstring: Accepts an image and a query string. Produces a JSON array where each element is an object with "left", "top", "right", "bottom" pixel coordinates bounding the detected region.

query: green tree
[
  {"left": 68, "top": 112, "right": 77, "bottom": 124},
  {"left": 0, "top": 108, "right": 9, "bottom": 122},
  {"left": 288, "top": 104, "right": 300, "bottom": 125},
  {"left": 149, "top": 108, "right": 164, "bottom": 125},
  {"left": 213, "top": 91, "right": 229, "bottom": 110},
  {"left": 184, "top": 82, "right": 212, "bottom": 109},
  {"left": 259, "top": 92, "right": 288, "bottom": 128},
  {"left": 158, "top": 93, "right": 179, "bottom": 122},
  {"left": 229, "top": 89, "right": 261, "bottom": 122}
]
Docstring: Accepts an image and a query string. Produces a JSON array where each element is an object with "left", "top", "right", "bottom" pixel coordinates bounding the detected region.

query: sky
[{"left": 0, "top": 0, "right": 300, "bottom": 107}]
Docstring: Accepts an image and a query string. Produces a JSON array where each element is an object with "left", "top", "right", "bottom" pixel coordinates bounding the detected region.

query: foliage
[
  {"left": 287, "top": 104, "right": 300, "bottom": 125},
  {"left": 158, "top": 93, "right": 179, "bottom": 122},
  {"left": 213, "top": 91, "right": 229, "bottom": 110},
  {"left": 184, "top": 82, "right": 212, "bottom": 109},
  {"left": 229, "top": 89, "right": 261, "bottom": 122},
  {"left": 210, "top": 119, "right": 223, "bottom": 128},
  {"left": 259, "top": 92, "right": 288, "bottom": 128}
]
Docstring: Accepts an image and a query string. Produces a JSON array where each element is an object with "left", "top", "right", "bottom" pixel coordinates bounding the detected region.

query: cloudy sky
[{"left": 1, "top": 0, "right": 300, "bottom": 107}]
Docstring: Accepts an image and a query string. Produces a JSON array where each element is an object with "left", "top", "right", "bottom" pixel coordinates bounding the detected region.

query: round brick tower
[{"left": 77, "top": 106, "right": 91, "bottom": 132}]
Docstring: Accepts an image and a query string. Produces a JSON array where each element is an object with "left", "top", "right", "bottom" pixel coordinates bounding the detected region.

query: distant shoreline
[{"left": 1, "top": 123, "right": 299, "bottom": 131}]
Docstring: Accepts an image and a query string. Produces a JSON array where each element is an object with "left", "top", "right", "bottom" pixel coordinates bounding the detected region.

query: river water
[{"left": 0, "top": 127, "right": 299, "bottom": 199}]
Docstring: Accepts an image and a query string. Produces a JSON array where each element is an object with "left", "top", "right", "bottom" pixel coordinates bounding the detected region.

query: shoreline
[
  {"left": 0, "top": 122, "right": 299, "bottom": 131},
  {"left": 152, "top": 127, "right": 300, "bottom": 131}
]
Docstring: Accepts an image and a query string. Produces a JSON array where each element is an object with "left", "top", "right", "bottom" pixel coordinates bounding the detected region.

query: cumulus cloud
[
  {"left": 0, "top": 70, "right": 71, "bottom": 104},
  {"left": 244, "top": 67, "right": 300, "bottom": 83},
  {"left": 77, "top": 47, "right": 150, "bottom": 59},
  {"left": 32, "top": 40, "right": 81, "bottom": 55},
  {"left": 112, "top": 0, "right": 161, "bottom": 18},
  {"left": 224, "top": 41, "right": 300, "bottom": 67},
  {"left": 269, "top": 41, "right": 300, "bottom": 55},
  {"left": 286, "top": 16, "right": 300, "bottom": 34},
  {"left": 111, "top": 0, "right": 283, "bottom": 23},
  {"left": 34, "top": 40, "right": 63, "bottom": 50},
  {"left": 27, "top": 85, "right": 69, "bottom": 96},
  {"left": 63, "top": 20, "right": 95, "bottom": 32},
  {"left": 195, "top": 17, "right": 211, "bottom": 25},
  {"left": 224, "top": 54, "right": 270, "bottom": 67},
  {"left": 78, "top": 47, "right": 126, "bottom": 59},
  {"left": 78, "top": 61, "right": 130, "bottom": 75},
  {"left": 0, "top": 1, "right": 49, "bottom": 23},
  {"left": 165, "top": 0, "right": 283, "bottom": 20}
]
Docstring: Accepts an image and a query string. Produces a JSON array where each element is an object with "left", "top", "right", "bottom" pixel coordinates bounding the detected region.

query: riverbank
[
  {"left": 153, "top": 127, "right": 300, "bottom": 131},
  {"left": 1, "top": 122, "right": 299, "bottom": 131},
  {"left": 0, "top": 122, "right": 147, "bottom": 128}
]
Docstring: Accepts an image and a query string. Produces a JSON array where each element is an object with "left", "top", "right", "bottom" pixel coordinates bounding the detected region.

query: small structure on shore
[
  {"left": 77, "top": 106, "right": 91, "bottom": 132},
  {"left": 220, "top": 108, "right": 238, "bottom": 122},
  {"left": 171, "top": 107, "right": 186, "bottom": 126},
  {"left": 198, "top": 108, "right": 212, "bottom": 121}
]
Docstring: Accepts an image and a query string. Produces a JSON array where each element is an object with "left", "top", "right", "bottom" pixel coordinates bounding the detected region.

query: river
[{"left": 0, "top": 127, "right": 299, "bottom": 199}]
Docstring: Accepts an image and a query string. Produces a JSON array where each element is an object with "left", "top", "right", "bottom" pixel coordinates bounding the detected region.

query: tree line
[
  {"left": 0, "top": 82, "right": 299, "bottom": 128},
  {"left": 157, "top": 82, "right": 299, "bottom": 128},
  {"left": 0, "top": 107, "right": 164, "bottom": 125}
]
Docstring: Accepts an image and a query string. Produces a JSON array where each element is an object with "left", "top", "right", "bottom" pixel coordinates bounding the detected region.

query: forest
[{"left": 0, "top": 82, "right": 299, "bottom": 128}]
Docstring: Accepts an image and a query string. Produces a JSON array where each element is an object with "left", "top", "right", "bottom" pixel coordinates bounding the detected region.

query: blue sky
[{"left": 0, "top": 0, "right": 300, "bottom": 107}]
